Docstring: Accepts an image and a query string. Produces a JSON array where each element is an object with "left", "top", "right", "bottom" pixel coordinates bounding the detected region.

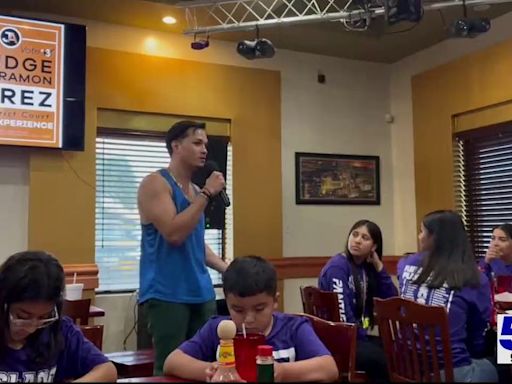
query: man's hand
[{"left": 204, "top": 171, "right": 225, "bottom": 196}]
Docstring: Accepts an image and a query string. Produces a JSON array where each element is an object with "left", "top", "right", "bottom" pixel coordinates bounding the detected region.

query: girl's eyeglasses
[{"left": 9, "top": 307, "right": 59, "bottom": 329}]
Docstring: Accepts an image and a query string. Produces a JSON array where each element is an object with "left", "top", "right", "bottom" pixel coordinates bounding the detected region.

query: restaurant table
[{"left": 117, "top": 376, "right": 190, "bottom": 383}]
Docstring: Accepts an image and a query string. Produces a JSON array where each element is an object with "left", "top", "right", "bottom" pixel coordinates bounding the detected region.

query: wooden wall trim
[
  {"left": 60, "top": 257, "right": 401, "bottom": 291},
  {"left": 269, "top": 256, "right": 402, "bottom": 280},
  {"left": 63, "top": 264, "right": 99, "bottom": 290}
]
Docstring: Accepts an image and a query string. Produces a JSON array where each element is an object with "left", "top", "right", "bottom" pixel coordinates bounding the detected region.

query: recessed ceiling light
[{"left": 162, "top": 16, "right": 177, "bottom": 25}]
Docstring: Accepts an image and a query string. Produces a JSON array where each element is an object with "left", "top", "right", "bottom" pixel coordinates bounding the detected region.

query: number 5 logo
[{"left": 497, "top": 315, "right": 512, "bottom": 363}]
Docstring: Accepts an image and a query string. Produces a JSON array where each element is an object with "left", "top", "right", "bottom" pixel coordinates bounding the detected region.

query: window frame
[
  {"left": 453, "top": 122, "right": 512, "bottom": 258},
  {"left": 95, "top": 127, "right": 229, "bottom": 293}
]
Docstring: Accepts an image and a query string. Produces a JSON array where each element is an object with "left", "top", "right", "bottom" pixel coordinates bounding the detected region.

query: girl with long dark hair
[
  {"left": 0, "top": 251, "right": 117, "bottom": 382},
  {"left": 398, "top": 210, "right": 498, "bottom": 382},
  {"left": 318, "top": 219, "right": 397, "bottom": 382}
]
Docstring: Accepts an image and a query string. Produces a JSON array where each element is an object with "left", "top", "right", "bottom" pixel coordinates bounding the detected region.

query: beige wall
[{"left": 0, "top": 147, "right": 28, "bottom": 264}]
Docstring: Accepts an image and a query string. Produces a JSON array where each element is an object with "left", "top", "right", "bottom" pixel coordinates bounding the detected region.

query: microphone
[{"left": 204, "top": 160, "right": 231, "bottom": 208}]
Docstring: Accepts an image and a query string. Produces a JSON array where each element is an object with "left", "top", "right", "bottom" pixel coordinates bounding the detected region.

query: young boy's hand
[
  {"left": 205, "top": 362, "right": 218, "bottom": 382},
  {"left": 274, "top": 362, "right": 284, "bottom": 382}
]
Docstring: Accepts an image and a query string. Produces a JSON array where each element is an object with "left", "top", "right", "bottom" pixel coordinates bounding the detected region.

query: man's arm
[
  {"left": 205, "top": 243, "right": 228, "bottom": 273},
  {"left": 137, "top": 173, "right": 209, "bottom": 246}
]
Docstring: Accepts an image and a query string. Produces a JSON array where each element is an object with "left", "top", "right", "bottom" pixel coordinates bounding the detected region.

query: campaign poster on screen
[{"left": 0, "top": 15, "right": 63, "bottom": 148}]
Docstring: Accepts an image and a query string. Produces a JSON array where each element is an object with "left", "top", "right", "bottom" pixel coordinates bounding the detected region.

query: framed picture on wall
[{"left": 295, "top": 152, "right": 380, "bottom": 205}]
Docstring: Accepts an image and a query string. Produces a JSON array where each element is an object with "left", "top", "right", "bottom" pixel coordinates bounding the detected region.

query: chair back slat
[
  {"left": 63, "top": 298, "right": 91, "bottom": 325},
  {"left": 417, "top": 325, "right": 430, "bottom": 381},
  {"left": 427, "top": 326, "right": 440, "bottom": 382},
  {"left": 300, "top": 286, "right": 340, "bottom": 322},
  {"left": 403, "top": 325, "right": 414, "bottom": 379},
  {"left": 80, "top": 324, "right": 104, "bottom": 350},
  {"left": 405, "top": 323, "right": 420, "bottom": 381},
  {"left": 374, "top": 297, "right": 454, "bottom": 383}
]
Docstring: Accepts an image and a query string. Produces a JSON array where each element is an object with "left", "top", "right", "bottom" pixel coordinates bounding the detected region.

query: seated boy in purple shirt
[{"left": 164, "top": 255, "right": 338, "bottom": 382}]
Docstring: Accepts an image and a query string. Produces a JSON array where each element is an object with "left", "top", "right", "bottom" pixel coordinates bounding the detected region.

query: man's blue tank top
[{"left": 138, "top": 169, "right": 215, "bottom": 304}]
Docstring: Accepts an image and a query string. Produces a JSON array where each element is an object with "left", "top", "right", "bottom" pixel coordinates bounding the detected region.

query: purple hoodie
[
  {"left": 478, "top": 257, "right": 512, "bottom": 281},
  {"left": 398, "top": 253, "right": 491, "bottom": 368},
  {"left": 318, "top": 253, "right": 398, "bottom": 339}
]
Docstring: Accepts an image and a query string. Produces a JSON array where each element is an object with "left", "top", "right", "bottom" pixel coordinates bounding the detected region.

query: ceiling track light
[
  {"left": 236, "top": 25, "right": 275, "bottom": 60},
  {"left": 450, "top": 0, "right": 491, "bottom": 37},
  {"left": 191, "top": 33, "right": 210, "bottom": 50}
]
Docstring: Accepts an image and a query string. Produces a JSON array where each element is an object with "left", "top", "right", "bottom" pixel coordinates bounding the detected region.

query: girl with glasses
[{"left": 0, "top": 251, "right": 117, "bottom": 382}]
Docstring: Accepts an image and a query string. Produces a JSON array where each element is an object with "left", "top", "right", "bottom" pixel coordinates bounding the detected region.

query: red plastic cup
[{"left": 233, "top": 332, "right": 266, "bottom": 382}]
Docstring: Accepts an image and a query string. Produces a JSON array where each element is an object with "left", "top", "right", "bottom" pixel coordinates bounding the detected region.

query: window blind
[
  {"left": 454, "top": 126, "right": 512, "bottom": 258},
  {"left": 96, "top": 132, "right": 229, "bottom": 291}
]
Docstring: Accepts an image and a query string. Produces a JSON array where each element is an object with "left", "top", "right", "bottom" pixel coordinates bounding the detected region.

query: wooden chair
[
  {"left": 80, "top": 324, "right": 104, "bottom": 350},
  {"left": 299, "top": 313, "right": 367, "bottom": 382},
  {"left": 300, "top": 285, "right": 341, "bottom": 321},
  {"left": 63, "top": 298, "right": 91, "bottom": 325},
  {"left": 300, "top": 286, "right": 367, "bottom": 382},
  {"left": 373, "top": 297, "right": 454, "bottom": 382}
]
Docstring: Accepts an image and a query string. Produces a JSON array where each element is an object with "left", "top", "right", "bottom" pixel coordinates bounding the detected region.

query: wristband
[{"left": 199, "top": 191, "right": 211, "bottom": 202}]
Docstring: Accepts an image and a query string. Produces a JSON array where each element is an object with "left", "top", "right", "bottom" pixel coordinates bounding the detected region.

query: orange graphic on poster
[{"left": 0, "top": 15, "right": 63, "bottom": 148}]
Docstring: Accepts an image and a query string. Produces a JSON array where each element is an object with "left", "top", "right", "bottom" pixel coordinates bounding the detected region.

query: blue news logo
[{"left": 497, "top": 314, "right": 512, "bottom": 364}]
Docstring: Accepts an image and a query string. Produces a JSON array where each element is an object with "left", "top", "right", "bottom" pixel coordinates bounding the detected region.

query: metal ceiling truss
[{"left": 175, "top": 0, "right": 512, "bottom": 35}]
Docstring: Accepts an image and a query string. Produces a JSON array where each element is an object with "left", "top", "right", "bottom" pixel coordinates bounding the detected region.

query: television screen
[{"left": 0, "top": 14, "right": 86, "bottom": 150}]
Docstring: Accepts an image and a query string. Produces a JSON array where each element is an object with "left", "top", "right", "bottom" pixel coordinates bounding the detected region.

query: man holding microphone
[{"left": 137, "top": 120, "right": 228, "bottom": 375}]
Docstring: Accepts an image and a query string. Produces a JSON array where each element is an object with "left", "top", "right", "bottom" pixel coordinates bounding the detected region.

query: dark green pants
[{"left": 145, "top": 299, "right": 216, "bottom": 375}]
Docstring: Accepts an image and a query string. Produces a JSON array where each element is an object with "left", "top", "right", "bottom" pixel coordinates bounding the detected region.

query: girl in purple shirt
[
  {"left": 398, "top": 210, "right": 498, "bottom": 382},
  {"left": 318, "top": 219, "right": 398, "bottom": 383},
  {"left": 0, "top": 251, "right": 117, "bottom": 383},
  {"left": 478, "top": 223, "right": 512, "bottom": 280}
]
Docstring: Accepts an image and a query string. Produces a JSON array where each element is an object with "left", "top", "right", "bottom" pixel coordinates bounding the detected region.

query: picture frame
[{"left": 295, "top": 152, "right": 380, "bottom": 205}]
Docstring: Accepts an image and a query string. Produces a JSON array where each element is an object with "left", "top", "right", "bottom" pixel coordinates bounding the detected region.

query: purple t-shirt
[
  {"left": 318, "top": 253, "right": 398, "bottom": 339},
  {"left": 398, "top": 253, "right": 491, "bottom": 368},
  {"left": 0, "top": 316, "right": 109, "bottom": 382},
  {"left": 478, "top": 257, "right": 512, "bottom": 281},
  {"left": 179, "top": 312, "right": 331, "bottom": 363}
]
